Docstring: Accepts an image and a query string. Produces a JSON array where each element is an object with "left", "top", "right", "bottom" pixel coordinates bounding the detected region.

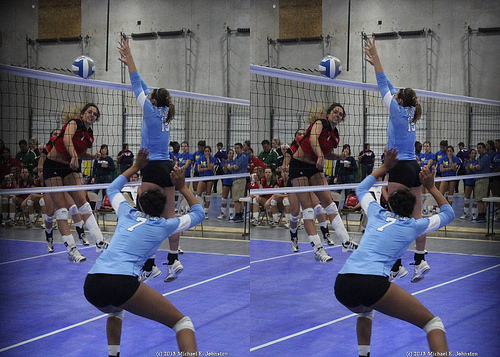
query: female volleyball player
[
  {"left": 43, "top": 104, "right": 107, "bottom": 263},
  {"left": 438, "top": 145, "right": 460, "bottom": 204},
  {"left": 335, "top": 149, "right": 454, "bottom": 357},
  {"left": 196, "top": 146, "right": 217, "bottom": 219},
  {"left": 289, "top": 105, "right": 353, "bottom": 262},
  {"left": 118, "top": 35, "right": 183, "bottom": 283},
  {"left": 84, "top": 148, "right": 204, "bottom": 357},
  {"left": 364, "top": 36, "right": 430, "bottom": 282},
  {"left": 219, "top": 148, "right": 235, "bottom": 220}
]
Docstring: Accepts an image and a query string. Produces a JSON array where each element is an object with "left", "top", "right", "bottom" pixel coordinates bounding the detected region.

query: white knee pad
[
  {"left": 271, "top": 199, "right": 277, "bottom": 206},
  {"left": 221, "top": 198, "right": 227, "bottom": 205},
  {"left": 357, "top": 310, "right": 375, "bottom": 320},
  {"left": 55, "top": 208, "right": 69, "bottom": 221},
  {"left": 108, "top": 310, "right": 125, "bottom": 320},
  {"left": 46, "top": 215, "right": 54, "bottom": 223},
  {"left": 313, "top": 204, "right": 323, "bottom": 216},
  {"left": 78, "top": 202, "right": 93, "bottom": 215},
  {"left": 283, "top": 197, "right": 289, "bottom": 206},
  {"left": 324, "top": 202, "right": 338, "bottom": 215},
  {"left": 422, "top": 316, "right": 445, "bottom": 334},
  {"left": 9, "top": 198, "right": 14, "bottom": 205},
  {"left": 172, "top": 316, "right": 195, "bottom": 333},
  {"left": 252, "top": 197, "right": 259, "bottom": 205},
  {"left": 302, "top": 208, "right": 315, "bottom": 221},
  {"left": 290, "top": 214, "right": 299, "bottom": 223},
  {"left": 68, "top": 204, "right": 79, "bottom": 216},
  {"left": 464, "top": 198, "right": 470, "bottom": 205},
  {"left": 1, "top": 197, "right": 8, "bottom": 205},
  {"left": 27, "top": 199, "right": 34, "bottom": 207},
  {"left": 39, "top": 198, "right": 45, "bottom": 207}
]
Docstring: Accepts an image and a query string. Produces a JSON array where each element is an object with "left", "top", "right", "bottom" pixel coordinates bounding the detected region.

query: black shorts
[
  {"left": 141, "top": 160, "right": 174, "bottom": 188},
  {"left": 388, "top": 160, "right": 421, "bottom": 188},
  {"left": 289, "top": 157, "right": 322, "bottom": 182},
  {"left": 84, "top": 273, "right": 140, "bottom": 308},
  {"left": 334, "top": 273, "right": 391, "bottom": 309},
  {"left": 43, "top": 158, "right": 78, "bottom": 181}
]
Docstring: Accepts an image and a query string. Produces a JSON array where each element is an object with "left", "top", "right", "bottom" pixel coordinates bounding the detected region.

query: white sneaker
[
  {"left": 217, "top": 213, "right": 227, "bottom": 220},
  {"left": 68, "top": 247, "right": 86, "bottom": 263},
  {"left": 251, "top": 218, "right": 260, "bottom": 226},
  {"left": 164, "top": 260, "right": 184, "bottom": 282},
  {"left": 138, "top": 265, "right": 162, "bottom": 282},
  {"left": 96, "top": 235, "right": 110, "bottom": 252},
  {"left": 342, "top": 240, "right": 358, "bottom": 252},
  {"left": 284, "top": 222, "right": 290, "bottom": 229},
  {"left": 460, "top": 213, "right": 470, "bottom": 220},
  {"left": 411, "top": 260, "right": 430, "bottom": 283},
  {"left": 388, "top": 265, "right": 409, "bottom": 282},
  {"left": 46, "top": 232, "right": 54, "bottom": 253},
  {"left": 314, "top": 246, "right": 333, "bottom": 263}
]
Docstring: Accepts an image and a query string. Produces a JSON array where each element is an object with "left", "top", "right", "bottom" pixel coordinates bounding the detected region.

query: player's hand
[
  {"left": 117, "top": 33, "right": 132, "bottom": 65},
  {"left": 381, "top": 148, "right": 398, "bottom": 170},
  {"left": 170, "top": 166, "right": 186, "bottom": 190},
  {"left": 316, "top": 156, "right": 325, "bottom": 171},
  {"left": 70, "top": 156, "right": 79, "bottom": 170},
  {"left": 419, "top": 166, "right": 435, "bottom": 189},
  {"left": 363, "top": 36, "right": 378, "bottom": 66},
  {"left": 134, "top": 148, "right": 150, "bottom": 169}
]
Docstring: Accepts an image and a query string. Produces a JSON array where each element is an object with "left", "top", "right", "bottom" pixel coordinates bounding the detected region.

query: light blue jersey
[
  {"left": 130, "top": 72, "right": 170, "bottom": 161},
  {"left": 339, "top": 175, "right": 454, "bottom": 277},
  {"left": 88, "top": 175, "right": 204, "bottom": 277},
  {"left": 376, "top": 72, "right": 417, "bottom": 161}
]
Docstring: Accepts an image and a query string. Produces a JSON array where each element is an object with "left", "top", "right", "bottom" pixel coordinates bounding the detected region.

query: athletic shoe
[
  {"left": 290, "top": 230, "right": 299, "bottom": 252},
  {"left": 314, "top": 246, "right": 333, "bottom": 263},
  {"left": 4, "top": 219, "right": 14, "bottom": 227},
  {"left": 164, "top": 260, "right": 184, "bottom": 282},
  {"left": 138, "top": 265, "right": 162, "bottom": 282},
  {"left": 284, "top": 222, "right": 290, "bottom": 229},
  {"left": 96, "top": 236, "right": 110, "bottom": 252},
  {"left": 68, "top": 246, "right": 86, "bottom": 263},
  {"left": 231, "top": 216, "right": 244, "bottom": 223},
  {"left": 410, "top": 260, "right": 431, "bottom": 283},
  {"left": 320, "top": 226, "right": 334, "bottom": 245},
  {"left": 217, "top": 213, "right": 227, "bottom": 220},
  {"left": 472, "top": 216, "right": 486, "bottom": 223},
  {"left": 76, "top": 226, "right": 90, "bottom": 245},
  {"left": 460, "top": 213, "right": 470, "bottom": 220},
  {"left": 229, "top": 213, "right": 234, "bottom": 220},
  {"left": 46, "top": 231, "right": 54, "bottom": 253},
  {"left": 270, "top": 220, "right": 279, "bottom": 227},
  {"left": 342, "top": 240, "right": 358, "bottom": 252},
  {"left": 388, "top": 265, "right": 409, "bottom": 282},
  {"left": 178, "top": 247, "right": 184, "bottom": 254},
  {"left": 26, "top": 221, "right": 33, "bottom": 228},
  {"left": 251, "top": 218, "right": 260, "bottom": 226}
]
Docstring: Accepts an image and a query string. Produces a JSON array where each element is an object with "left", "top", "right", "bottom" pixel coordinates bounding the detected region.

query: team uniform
[
  {"left": 84, "top": 174, "right": 204, "bottom": 309},
  {"left": 196, "top": 155, "right": 217, "bottom": 177},
  {"left": 192, "top": 150, "right": 204, "bottom": 178},
  {"left": 420, "top": 151, "right": 436, "bottom": 173},
  {"left": 335, "top": 175, "right": 454, "bottom": 309},
  {"left": 177, "top": 151, "right": 194, "bottom": 178},
  {"left": 222, "top": 160, "right": 235, "bottom": 187},
  {"left": 434, "top": 149, "right": 446, "bottom": 177},
  {"left": 438, "top": 155, "right": 460, "bottom": 177}
]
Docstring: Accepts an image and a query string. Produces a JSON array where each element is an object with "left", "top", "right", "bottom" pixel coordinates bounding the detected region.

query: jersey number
[
  {"left": 407, "top": 120, "right": 416, "bottom": 132},
  {"left": 377, "top": 217, "right": 397, "bottom": 232},
  {"left": 127, "top": 217, "right": 147, "bottom": 231}
]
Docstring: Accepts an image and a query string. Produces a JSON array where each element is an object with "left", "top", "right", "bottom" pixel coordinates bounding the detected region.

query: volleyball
[
  {"left": 72, "top": 55, "right": 95, "bottom": 79},
  {"left": 319, "top": 55, "right": 342, "bottom": 79}
]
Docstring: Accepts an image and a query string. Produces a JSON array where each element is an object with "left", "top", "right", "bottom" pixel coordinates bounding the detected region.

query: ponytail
[
  {"left": 152, "top": 88, "right": 175, "bottom": 124},
  {"left": 401, "top": 88, "right": 421, "bottom": 124}
]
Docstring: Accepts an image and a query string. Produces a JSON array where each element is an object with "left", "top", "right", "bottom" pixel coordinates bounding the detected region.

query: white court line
[
  {"left": 0, "top": 265, "right": 249, "bottom": 353},
  {"left": 250, "top": 263, "right": 500, "bottom": 351},
  {"left": 250, "top": 245, "right": 339, "bottom": 264}
]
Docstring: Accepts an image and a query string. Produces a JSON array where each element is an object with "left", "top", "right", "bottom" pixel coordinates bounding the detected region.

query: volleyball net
[{"left": 0, "top": 64, "right": 250, "bottom": 184}]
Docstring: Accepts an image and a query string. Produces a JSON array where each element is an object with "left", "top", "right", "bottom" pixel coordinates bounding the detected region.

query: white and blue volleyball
[
  {"left": 318, "top": 55, "right": 342, "bottom": 79},
  {"left": 72, "top": 55, "right": 95, "bottom": 79}
]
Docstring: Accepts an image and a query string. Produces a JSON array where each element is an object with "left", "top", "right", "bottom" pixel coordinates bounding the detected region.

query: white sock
[
  {"left": 253, "top": 212, "right": 259, "bottom": 220},
  {"left": 359, "top": 345, "right": 370, "bottom": 357},
  {"left": 9, "top": 212, "right": 15, "bottom": 220},
  {"left": 61, "top": 235, "right": 76, "bottom": 252},
  {"left": 108, "top": 345, "right": 120, "bottom": 357},
  {"left": 84, "top": 214, "right": 104, "bottom": 243},
  {"left": 272, "top": 213, "right": 279, "bottom": 222},
  {"left": 230, "top": 207, "right": 235, "bottom": 216},
  {"left": 29, "top": 213, "right": 35, "bottom": 222},
  {"left": 331, "top": 214, "right": 350, "bottom": 243},
  {"left": 74, "top": 220, "right": 84, "bottom": 229},
  {"left": 319, "top": 221, "right": 328, "bottom": 229},
  {"left": 308, "top": 234, "right": 322, "bottom": 249}
]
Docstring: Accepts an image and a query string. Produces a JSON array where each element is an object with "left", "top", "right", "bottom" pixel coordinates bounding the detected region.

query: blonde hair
[
  {"left": 306, "top": 105, "right": 327, "bottom": 123},
  {"left": 60, "top": 106, "right": 81, "bottom": 124}
]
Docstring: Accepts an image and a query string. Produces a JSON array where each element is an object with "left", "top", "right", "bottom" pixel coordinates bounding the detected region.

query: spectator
[
  {"left": 177, "top": 141, "right": 194, "bottom": 186},
  {"left": 117, "top": 143, "right": 134, "bottom": 173},
  {"left": 169, "top": 141, "right": 181, "bottom": 163},
  {"left": 29, "top": 137, "right": 41, "bottom": 157},
  {"left": 1, "top": 167, "right": 19, "bottom": 226},
  {"left": 438, "top": 145, "right": 460, "bottom": 204},
  {"left": 358, "top": 143, "right": 375, "bottom": 180},
  {"left": 471, "top": 142, "right": 490, "bottom": 223},
  {"left": 92, "top": 144, "right": 115, "bottom": 196},
  {"left": 1, "top": 147, "right": 22, "bottom": 184},
  {"left": 196, "top": 146, "right": 217, "bottom": 219},
  {"left": 258, "top": 139, "right": 278, "bottom": 174},
  {"left": 121, "top": 172, "right": 140, "bottom": 205},
  {"left": 192, "top": 140, "right": 206, "bottom": 192},
  {"left": 218, "top": 148, "right": 236, "bottom": 220},
  {"left": 250, "top": 168, "right": 276, "bottom": 226},
  {"left": 248, "top": 147, "right": 266, "bottom": 174},
  {"left": 456, "top": 141, "right": 470, "bottom": 193},
  {"left": 462, "top": 148, "right": 478, "bottom": 220},
  {"left": 272, "top": 138, "right": 284, "bottom": 177},
  {"left": 229, "top": 143, "right": 249, "bottom": 223},
  {"left": 435, "top": 140, "right": 448, "bottom": 189},
  {"left": 490, "top": 140, "right": 500, "bottom": 217},
  {"left": 213, "top": 142, "right": 228, "bottom": 194},
  {"left": 16, "top": 139, "right": 36, "bottom": 174},
  {"left": 334, "top": 144, "right": 358, "bottom": 197}
]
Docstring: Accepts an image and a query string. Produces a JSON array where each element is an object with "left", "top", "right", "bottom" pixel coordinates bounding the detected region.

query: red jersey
[
  {"left": 17, "top": 178, "right": 32, "bottom": 199},
  {"left": 299, "top": 119, "right": 340, "bottom": 161},
  {"left": 249, "top": 156, "right": 266, "bottom": 174},
  {"left": 53, "top": 119, "right": 94, "bottom": 161},
  {"left": 261, "top": 178, "right": 275, "bottom": 199}
]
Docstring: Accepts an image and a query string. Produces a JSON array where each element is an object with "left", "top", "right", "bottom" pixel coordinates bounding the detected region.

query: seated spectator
[
  {"left": 249, "top": 147, "right": 266, "bottom": 174},
  {"left": 272, "top": 138, "right": 284, "bottom": 177},
  {"left": 117, "top": 143, "right": 134, "bottom": 173},
  {"left": 258, "top": 139, "right": 278, "bottom": 174},
  {"left": 1, "top": 167, "right": 19, "bottom": 226},
  {"left": 1, "top": 147, "right": 22, "bottom": 185},
  {"left": 16, "top": 139, "right": 36, "bottom": 175},
  {"left": 334, "top": 144, "right": 358, "bottom": 197},
  {"left": 121, "top": 172, "right": 140, "bottom": 205},
  {"left": 358, "top": 143, "right": 375, "bottom": 180},
  {"left": 92, "top": 144, "right": 115, "bottom": 196}
]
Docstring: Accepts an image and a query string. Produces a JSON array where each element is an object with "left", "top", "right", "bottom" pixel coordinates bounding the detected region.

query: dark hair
[
  {"left": 423, "top": 140, "right": 431, "bottom": 146},
  {"left": 80, "top": 103, "right": 100, "bottom": 121},
  {"left": 415, "top": 141, "right": 422, "bottom": 153},
  {"left": 204, "top": 145, "right": 212, "bottom": 153},
  {"left": 235, "top": 143, "right": 243, "bottom": 149},
  {"left": 249, "top": 147, "right": 254, "bottom": 154},
  {"left": 2, "top": 147, "right": 11, "bottom": 154},
  {"left": 440, "top": 140, "right": 448, "bottom": 147},
  {"left": 197, "top": 140, "right": 206, "bottom": 148},
  {"left": 397, "top": 88, "right": 421, "bottom": 123},
  {"left": 181, "top": 141, "right": 189, "bottom": 146},
  {"left": 122, "top": 143, "right": 129, "bottom": 150},
  {"left": 342, "top": 144, "right": 351, "bottom": 155},
  {"left": 51, "top": 129, "right": 60, "bottom": 137},
  {"left": 137, "top": 189, "right": 166, "bottom": 217},
  {"left": 477, "top": 142, "right": 486, "bottom": 149},
  {"left": 487, "top": 140, "right": 495, "bottom": 149},
  {"left": 19, "top": 140, "right": 28, "bottom": 146},
  {"left": 261, "top": 139, "right": 270, "bottom": 146},
  {"left": 170, "top": 141, "right": 180, "bottom": 151},
  {"left": 150, "top": 88, "right": 175, "bottom": 124},
  {"left": 387, "top": 188, "right": 416, "bottom": 217},
  {"left": 363, "top": 143, "right": 370, "bottom": 150},
  {"left": 446, "top": 145, "right": 454, "bottom": 153},
  {"left": 217, "top": 142, "right": 223, "bottom": 148},
  {"left": 326, "top": 103, "right": 346, "bottom": 118},
  {"left": 294, "top": 128, "right": 305, "bottom": 137},
  {"left": 458, "top": 142, "right": 465, "bottom": 148}
]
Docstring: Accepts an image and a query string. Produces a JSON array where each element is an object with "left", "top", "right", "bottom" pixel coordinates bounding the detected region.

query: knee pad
[
  {"left": 39, "top": 198, "right": 45, "bottom": 207},
  {"left": 290, "top": 214, "right": 299, "bottom": 223},
  {"left": 283, "top": 197, "right": 289, "bottom": 206},
  {"left": 271, "top": 199, "right": 277, "bottom": 206},
  {"left": 357, "top": 310, "right": 375, "bottom": 320},
  {"left": 324, "top": 202, "right": 338, "bottom": 215},
  {"left": 9, "top": 198, "right": 14, "bottom": 205},
  {"left": 1, "top": 197, "right": 8, "bottom": 205},
  {"left": 422, "top": 316, "right": 445, "bottom": 334},
  {"left": 68, "top": 204, "right": 79, "bottom": 216},
  {"left": 172, "top": 316, "right": 195, "bottom": 333},
  {"left": 27, "top": 199, "right": 34, "bottom": 207},
  {"left": 252, "top": 197, "right": 259, "bottom": 205},
  {"left": 313, "top": 204, "right": 323, "bottom": 216},
  {"left": 108, "top": 310, "right": 125, "bottom": 320},
  {"left": 78, "top": 202, "right": 93, "bottom": 215},
  {"left": 302, "top": 208, "right": 315, "bottom": 221},
  {"left": 221, "top": 198, "right": 227, "bottom": 205},
  {"left": 55, "top": 208, "right": 69, "bottom": 221},
  {"left": 46, "top": 215, "right": 54, "bottom": 223},
  {"left": 464, "top": 198, "right": 469, "bottom": 205}
]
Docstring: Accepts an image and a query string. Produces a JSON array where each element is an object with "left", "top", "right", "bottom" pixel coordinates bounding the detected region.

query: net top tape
[
  {"left": 0, "top": 64, "right": 250, "bottom": 106},
  {"left": 250, "top": 65, "right": 500, "bottom": 107}
]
